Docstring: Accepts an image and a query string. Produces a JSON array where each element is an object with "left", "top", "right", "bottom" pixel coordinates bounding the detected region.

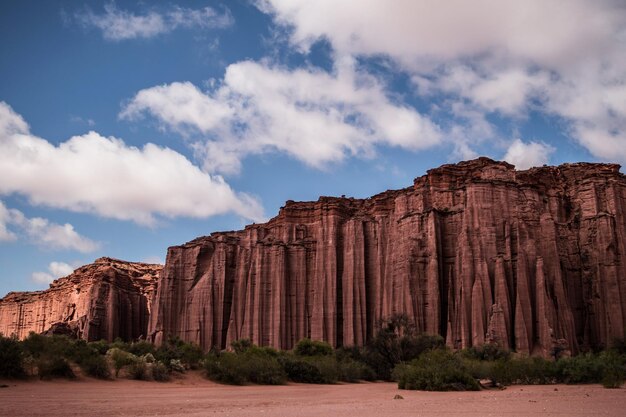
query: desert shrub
[
  {"left": 205, "top": 352, "right": 245, "bottom": 385},
  {"left": 338, "top": 358, "right": 376, "bottom": 382},
  {"left": 79, "top": 354, "right": 111, "bottom": 379},
  {"left": 280, "top": 355, "right": 325, "bottom": 383},
  {"left": 462, "top": 343, "right": 511, "bottom": 362},
  {"left": 169, "top": 359, "right": 185, "bottom": 373},
  {"left": 68, "top": 339, "right": 100, "bottom": 366},
  {"left": 107, "top": 348, "right": 137, "bottom": 377},
  {"left": 392, "top": 349, "right": 479, "bottom": 391},
  {"left": 88, "top": 340, "right": 111, "bottom": 355},
  {"left": 294, "top": 338, "right": 333, "bottom": 357},
  {"left": 204, "top": 349, "right": 287, "bottom": 385},
  {"left": 152, "top": 362, "right": 170, "bottom": 382},
  {"left": 127, "top": 358, "right": 149, "bottom": 380},
  {"left": 231, "top": 339, "right": 253, "bottom": 354},
  {"left": 462, "top": 358, "right": 495, "bottom": 381},
  {"left": 279, "top": 352, "right": 342, "bottom": 384},
  {"left": 335, "top": 345, "right": 364, "bottom": 362},
  {"left": 37, "top": 357, "right": 75, "bottom": 380},
  {"left": 360, "top": 315, "right": 443, "bottom": 380},
  {"left": 303, "top": 356, "right": 339, "bottom": 383},
  {"left": 109, "top": 338, "right": 130, "bottom": 351},
  {"left": 128, "top": 340, "right": 155, "bottom": 357},
  {"left": 0, "top": 335, "right": 25, "bottom": 378},
  {"left": 599, "top": 350, "right": 625, "bottom": 389},
  {"left": 22, "top": 333, "right": 76, "bottom": 359},
  {"left": 490, "top": 356, "right": 558, "bottom": 385},
  {"left": 154, "top": 337, "right": 203, "bottom": 370},
  {"left": 557, "top": 353, "right": 603, "bottom": 384},
  {"left": 21, "top": 332, "right": 47, "bottom": 358},
  {"left": 244, "top": 350, "right": 287, "bottom": 385},
  {"left": 399, "top": 334, "right": 445, "bottom": 361}
]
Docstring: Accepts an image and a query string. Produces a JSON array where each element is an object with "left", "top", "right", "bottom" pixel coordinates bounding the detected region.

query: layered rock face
[
  {"left": 0, "top": 258, "right": 161, "bottom": 341},
  {"left": 149, "top": 158, "right": 626, "bottom": 357}
]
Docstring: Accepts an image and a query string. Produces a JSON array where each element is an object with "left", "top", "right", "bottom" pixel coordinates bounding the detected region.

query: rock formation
[
  {"left": 148, "top": 158, "right": 626, "bottom": 357},
  {"left": 0, "top": 258, "right": 161, "bottom": 341}
]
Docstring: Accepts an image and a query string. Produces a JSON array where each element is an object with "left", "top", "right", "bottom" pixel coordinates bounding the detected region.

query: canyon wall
[
  {"left": 0, "top": 258, "right": 161, "bottom": 341},
  {"left": 148, "top": 158, "right": 626, "bottom": 356}
]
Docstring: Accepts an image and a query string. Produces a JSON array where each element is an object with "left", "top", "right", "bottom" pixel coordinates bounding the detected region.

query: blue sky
[{"left": 1, "top": 0, "right": 624, "bottom": 296}]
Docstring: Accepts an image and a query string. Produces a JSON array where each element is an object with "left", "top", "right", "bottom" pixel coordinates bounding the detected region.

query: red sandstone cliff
[
  {"left": 148, "top": 158, "right": 626, "bottom": 357},
  {"left": 0, "top": 257, "right": 161, "bottom": 341}
]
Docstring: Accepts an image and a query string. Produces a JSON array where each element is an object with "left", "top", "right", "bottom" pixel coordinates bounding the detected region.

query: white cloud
[
  {"left": 120, "top": 81, "right": 233, "bottom": 134},
  {"left": 76, "top": 3, "right": 233, "bottom": 41},
  {"left": 0, "top": 101, "right": 263, "bottom": 226},
  {"left": 0, "top": 200, "right": 99, "bottom": 253},
  {"left": 0, "top": 201, "right": 17, "bottom": 242},
  {"left": 258, "top": 0, "right": 626, "bottom": 163},
  {"left": 122, "top": 59, "right": 442, "bottom": 174},
  {"left": 31, "top": 261, "right": 75, "bottom": 284},
  {"left": 503, "top": 139, "right": 555, "bottom": 170}
]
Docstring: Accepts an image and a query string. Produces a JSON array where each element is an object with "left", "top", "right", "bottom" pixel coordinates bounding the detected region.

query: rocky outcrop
[
  {"left": 148, "top": 158, "right": 626, "bottom": 356},
  {"left": 0, "top": 258, "right": 161, "bottom": 341}
]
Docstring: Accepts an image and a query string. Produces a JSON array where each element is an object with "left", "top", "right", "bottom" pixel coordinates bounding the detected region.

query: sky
[{"left": 1, "top": 0, "right": 625, "bottom": 296}]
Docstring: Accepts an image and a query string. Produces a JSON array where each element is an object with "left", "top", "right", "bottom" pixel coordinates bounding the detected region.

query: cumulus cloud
[
  {"left": 258, "top": 0, "right": 626, "bottom": 163},
  {"left": 0, "top": 102, "right": 263, "bottom": 226},
  {"left": 503, "top": 139, "right": 555, "bottom": 170},
  {"left": 122, "top": 59, "right": 442, "bottom": 174},
  {"left": 31, "top": 261, "right": 75, "bottom": 284},
  {"left": 0, "top": 201, "right": 17, "bottom": 242},
  {"left": 75, "top": 3, "right": 233, "bottom": 41},
  {"left": 0, "top": 201, "right": 98, "bottom": 252}
]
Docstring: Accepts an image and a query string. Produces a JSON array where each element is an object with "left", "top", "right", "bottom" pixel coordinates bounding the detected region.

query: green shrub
[
  {"left": 490, "top": 356, "right": 558, "bottom": 385},
  {"left": 107, "top": 348, "right": 137, "bottom": 377},
  {"left": 79, "top": 354, "right": 111, "bottom": 379},
  {"left": 280, "top": 355, "right": 325, "bottom": 383},
  {"left": 21, "top": 332, "right": 47, "bottom": 358},
  {"left": 0, "top": 335, "right": 25, "bottom": 378},
  {"left": 399, "top": 334, "right": 445, "bottom": 361},
  {"left": 462, "top": 343, "right": 511, "bottom": 361},
  {"left": 128, "top": 359, "right": 149, "bottom": 380},
  {"left": 461, "top": 358, "right": 495, "bottom": 381},
  {"left": 88, "top": 340, "right": 111, "bottom": 355},
  {"left": 37, "top": 357, "right": 75, "bottom": 380},
  {"left": 231, "top": 339, "right": 253, "bottom": 354},
  {"left": 154, "top": 336, "right": 203, "bottom": 370},
  {"left": 169, "top": 359, "right": 185, "bottom": 373},
  {"left": 557, "top": 353, "right": 602, "bottom": 384},
  {"left": 244, "top": 351, "right": 287, "bottom": 384},
  {"left": 392, "top": 349, "right": 479, "bottom": 391},
  {"left": 128, "top": 340, "right": 155, "bottom": 357},
  {"left": 599, "top": 350, "right": 625, "bottom": 389},
  {"left": 294, "top": 339, "right": 333, "bottom": 357},
  {"left": 109, "top": 338, "right": 130, "bottom": 351},
  {"left": 152, "top": 362, "right": 170, "bottom": 382},
  {"left": 338, "top": 358, "right": 376, "bottom": 382},
  {"left": 361, "top": 315, "right": 442, "bottom": 380},
  {"left": 205, "top": 352, "right": 245, "bottom": 385},
  {"left": 204, "top": 349, "right": 287, "bottom": 385}
]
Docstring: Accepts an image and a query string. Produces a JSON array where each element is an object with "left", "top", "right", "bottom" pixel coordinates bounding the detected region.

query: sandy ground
[{"left": 1, "top": 372, "right": 625, "bottom": 417}]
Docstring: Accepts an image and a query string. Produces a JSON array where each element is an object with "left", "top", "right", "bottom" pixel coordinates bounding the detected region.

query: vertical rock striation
[
  {"left": 149, "top": 158, "right": 626, "bottom": 356},
  {"left": 0, "top": 258, "right": 161, "bottom": 341}
]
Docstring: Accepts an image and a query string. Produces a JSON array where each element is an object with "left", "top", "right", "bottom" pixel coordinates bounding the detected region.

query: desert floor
[{"left": 1, "top": 372, "right": 624, "bottom": 417}]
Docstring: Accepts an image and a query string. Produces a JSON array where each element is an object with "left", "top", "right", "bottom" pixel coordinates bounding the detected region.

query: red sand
[{"left": 1, "top": 373, "right": 624, "bottom": 417}]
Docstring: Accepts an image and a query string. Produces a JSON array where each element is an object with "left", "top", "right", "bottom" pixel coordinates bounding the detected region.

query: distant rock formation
[
  {"left": 148, "top": 158, "right": 626, "bottom": 357},
  {"left": 0, "top": 258, "right": 161, "bottom": 341}
]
